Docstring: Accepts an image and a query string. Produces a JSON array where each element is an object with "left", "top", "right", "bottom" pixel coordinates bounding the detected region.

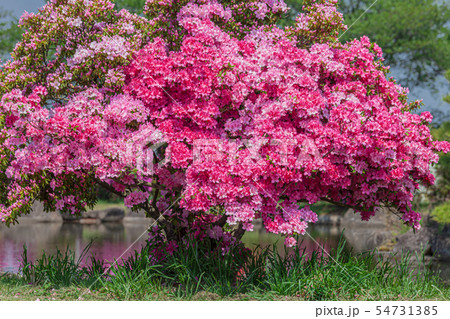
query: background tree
[
  {"left": 412, "top": 70, "right": 449, "bottom": 223},
  {"left": 281, "top": 0, "right": 450, "bottom": 87},
  {"left": 339, "top": 0, "right": 449, "bottom": 86},
  {"left": 0, "top": 8, "right": 21, "bottom": 58},
  {"left": 115, "top": 0, "right": 146, "bottom": 14},
  {"left": 444, "top": 70, "right": 450, "bottom": 104},
  {"left": 427, "top": 70, "right": 450, "bottom": 224},
  {"left": 429, "top": 122, "right": 450, "bottom": 204}
]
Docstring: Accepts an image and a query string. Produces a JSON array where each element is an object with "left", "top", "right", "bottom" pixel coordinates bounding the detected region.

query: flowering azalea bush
[{"left": 1, "top": 0, "right": 449, "bottom": 249}]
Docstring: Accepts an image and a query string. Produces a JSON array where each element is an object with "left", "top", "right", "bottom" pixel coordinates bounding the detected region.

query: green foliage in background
[
  {"left": 278, "top": 0, "right": 304, "bottom": 27},
  {"left": 339, "top": 0, "right": 449, "bottom": 86},
  {"left": 431, "top": 202, "right": 450, "bottom": 225},
  {"left": 0, "top": 8, "right": 21, "bottom": 58},
  {"left": 281, "top": 0, "right": 449, "bottom": 87},
  {"left": 444, "top": 70, "right": 450, "bottom": 104},
  {"left": 114, "top": 0, "right": 146, "bottom": 14},
  {"left": 429, "top": 121, "right": 450, "bottom": 204}
]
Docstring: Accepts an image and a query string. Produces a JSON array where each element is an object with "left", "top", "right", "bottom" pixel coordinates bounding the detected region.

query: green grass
[
  {"left": 309, "top": 201, "right": 347, "bottom": 215},
  {"left": 92, "top": 200, "right": 125, "bottom": 211},
  {"left": 20, "top": 245, "right": 85, "bottom": 287},
  {"left": 1, "top": 238, "right": 448, "bottom": 301}
]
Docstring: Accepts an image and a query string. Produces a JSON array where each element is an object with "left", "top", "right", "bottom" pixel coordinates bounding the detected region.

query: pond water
[
  {"left": 0, "top": 222, "right": 150, "bottom": 273},
  {"left": 0, "top": 221, "right": 448, "bottom": 284},
  {"left": 0, "top": 222, "right": 346, "bottom": 273}
]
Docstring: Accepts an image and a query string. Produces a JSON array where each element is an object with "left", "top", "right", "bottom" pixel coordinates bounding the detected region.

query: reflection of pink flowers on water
[{"left": 0, "top": 223, "right": 154, "bottom": 273}]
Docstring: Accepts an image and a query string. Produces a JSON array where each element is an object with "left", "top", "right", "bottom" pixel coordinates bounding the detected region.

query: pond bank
[{"left": 17, "top": 202, "right": 149, "bottom": 225}]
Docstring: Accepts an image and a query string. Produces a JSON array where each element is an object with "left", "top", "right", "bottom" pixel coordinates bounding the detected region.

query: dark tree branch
[{"left": 213, "top": 214, "right": 228, "bottom": 227}]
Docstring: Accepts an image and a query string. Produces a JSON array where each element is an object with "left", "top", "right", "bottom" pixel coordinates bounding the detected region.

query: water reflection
[
  {"left": 0, "top": 223, "right": 151, "bottom": 273},
  {"left": 241, "top": 225, "right": 347, "bottom": 258},
  {"left": 0, "top": 223, "right": 343, "bottom": 273}
]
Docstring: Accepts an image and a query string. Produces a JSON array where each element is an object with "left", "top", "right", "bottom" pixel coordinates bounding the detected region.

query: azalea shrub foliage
[{"left": 1, "top": 0, "right": 449, "bottom": 250}]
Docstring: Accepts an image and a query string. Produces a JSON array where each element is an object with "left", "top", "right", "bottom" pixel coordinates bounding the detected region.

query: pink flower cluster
[
  {"left": 1, "top": 0, "right": 449, "bottom": 247},
  {"left": 124, "top": 10, "right": 449, "bottom": 233},
  {"left": 124, "top": 191, "right": 149, "bottom": 208},
  {"left": 1, "top": 0, "right": 149, "bottom": 100},
  {"left": 144, "top": 0, "right": 288, "bottom": 48},
  {"left": 0, "top": 86, "right": 161, "bottom": 219}
]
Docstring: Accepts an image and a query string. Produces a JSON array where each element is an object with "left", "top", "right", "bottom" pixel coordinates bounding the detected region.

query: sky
[
  {"left": 0, "top": 0, "right": 43, "bottom": 18},
  {"left": 0, "top": 0, "right": 449, "bottom": 120}
]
